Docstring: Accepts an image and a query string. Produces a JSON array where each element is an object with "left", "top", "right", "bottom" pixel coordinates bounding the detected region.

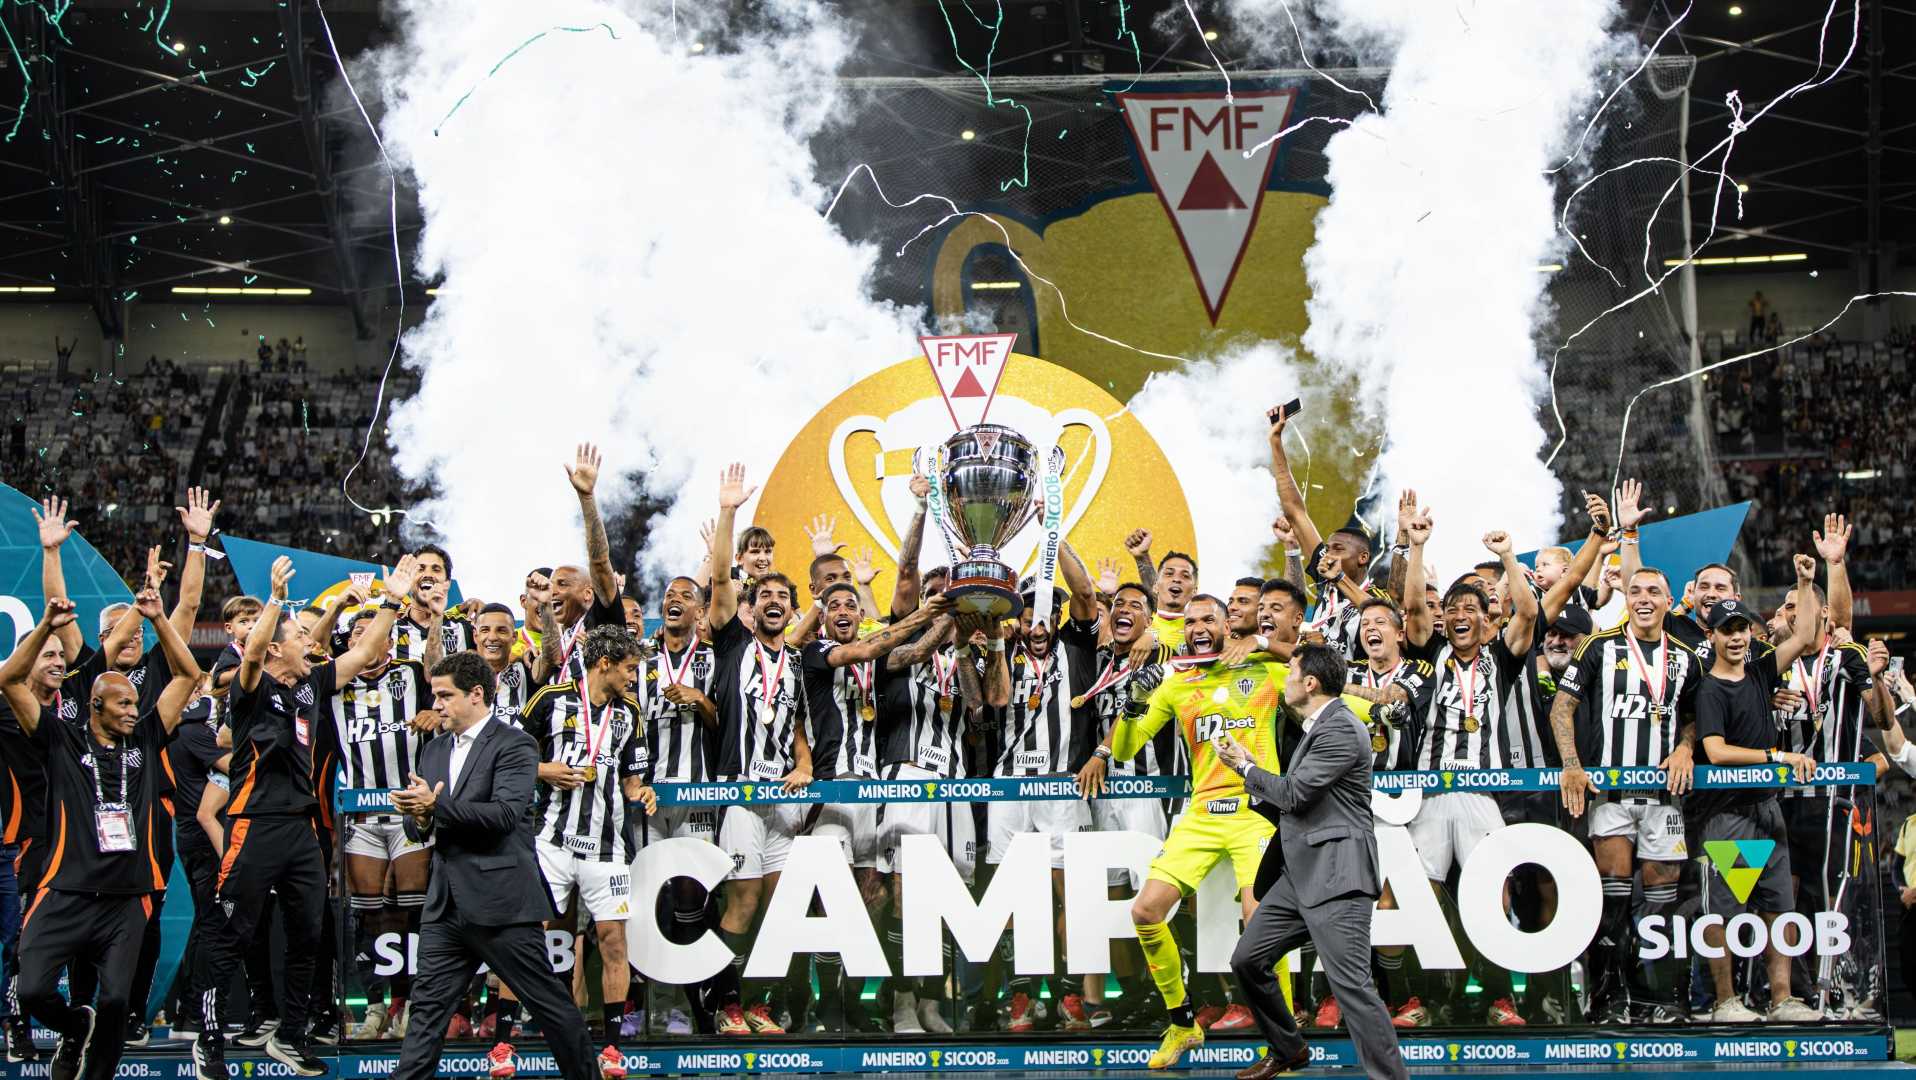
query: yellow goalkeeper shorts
[{"left": 1146, "top": 806, "right": 1274, "bottom": 895}]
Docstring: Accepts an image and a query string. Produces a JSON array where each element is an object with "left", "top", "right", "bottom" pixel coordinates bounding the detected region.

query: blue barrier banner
[
  {"left": 34, "top": 1028, "right": 1884, "bottom": 1078},
  {"left": 337, "top": 762, "right": 1873, "bottom": 813}
]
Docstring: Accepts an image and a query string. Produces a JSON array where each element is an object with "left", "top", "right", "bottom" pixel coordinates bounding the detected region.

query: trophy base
[{"left": 946, "top": 560, "right": 1023, "bottom": 619}]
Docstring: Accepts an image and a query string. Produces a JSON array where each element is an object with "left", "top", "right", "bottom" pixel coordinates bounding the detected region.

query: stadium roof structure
[{"left": 0, "top": 0, "right": 1905, "bottom": 339}]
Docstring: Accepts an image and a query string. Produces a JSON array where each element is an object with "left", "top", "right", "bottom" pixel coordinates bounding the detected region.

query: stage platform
[{"left": 0, "top": 1026, "right": 1900, "bottom": 1078}]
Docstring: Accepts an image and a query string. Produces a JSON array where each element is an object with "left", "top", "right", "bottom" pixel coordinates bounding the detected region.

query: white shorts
[
  {"left": 1092, "top": 795, "right": 1168, "bottom": 888},
  {"left": 719, "top": 803, "right": 806, "bottom": 881},
  {"left": 342, "top": 817, "right": 431, "bottom": 861},
  {"left": 986, "top": 796, "right": 1091, "bottom": 870},
  {"left": 639, "top": 805, "right": 719, "bottom": 847},
  {"left": 1589, "top": 800, "right": 1688, "bottom": 862},
  {"left": 1407, "top": 791, "right": 1502, "bottom": 881},
  {"left": 536, "top": 839, "right": 634, "bottom": 921},
  {"left": 812, "top": 802, "right": 878, "bottom": 869},
  {"left": 876, "top": 766, "right": 977, "bottom": 883}
]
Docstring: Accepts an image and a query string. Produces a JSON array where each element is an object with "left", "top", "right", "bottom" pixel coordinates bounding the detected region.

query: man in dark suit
[
  {"left": 1215, "top": 644, "right": 1406, "bottom": 1080},
  {"left": 387, "top": 652, "right": 602, "bottom": 1080}
]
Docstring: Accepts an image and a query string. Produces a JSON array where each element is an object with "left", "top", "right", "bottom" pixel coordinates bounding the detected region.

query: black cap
[
  {"left": 1703, "top": 598, "right": 1757, "bottom": 631},
  {"left": 1018, "top": 575, "right": 1068, "bottom": 612},
  {"left": 1549, "top": 607, "right": 1594, "bottom": 637}
]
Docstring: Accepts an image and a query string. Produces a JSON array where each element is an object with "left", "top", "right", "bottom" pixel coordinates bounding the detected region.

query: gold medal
[
  {"left": 1371, "top": 734, "right": 1388, "bottom": 753},
  {"left": 1027, "top": 693, "right": 1042, "bottom": 712},
  {"left": 937, "top": 694, "right": 954, "bottom": 713},
  {"left": 1069, "top": 694, "right": 1087, "bottom": 709},
  {"left": 859, "top": 702, "right": 876, "bottom": 722},
  {"left": 1463, "top": 715, "right": 1480, "bottom": 734},
  {"left": 581, "top": 765, "right": 598, "bottom": 782}
]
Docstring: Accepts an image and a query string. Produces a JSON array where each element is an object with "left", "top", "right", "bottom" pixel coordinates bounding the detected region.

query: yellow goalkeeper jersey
[{"left": 1113, "top": 659, "right": 1287, "bottom": 814}]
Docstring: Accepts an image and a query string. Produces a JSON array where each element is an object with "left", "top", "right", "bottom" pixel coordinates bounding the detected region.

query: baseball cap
[
  {"left": 1549, "top": 607, "right": 1594, "bottom": 637},
  {"left": 1703, "top": 598, "right": 1757, "bottom": 631}
]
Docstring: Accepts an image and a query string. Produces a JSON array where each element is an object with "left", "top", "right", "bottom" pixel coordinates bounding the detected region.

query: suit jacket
[
  {"left": 403, "top": 716, "right": 559, "bottom": 926},
  {"left": 1241, "top": 699, "right": 1380, "bottom": 909}
]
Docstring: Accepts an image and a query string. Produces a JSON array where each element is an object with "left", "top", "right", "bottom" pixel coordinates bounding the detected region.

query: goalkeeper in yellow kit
[{"left": 1084, "top": 595, "right": 1286, "bottom": 1069}]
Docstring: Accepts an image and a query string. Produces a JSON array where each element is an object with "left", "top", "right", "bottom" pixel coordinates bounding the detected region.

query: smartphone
[{"left": 1267, "top": 398, "right": 1304, "bottom": 425}]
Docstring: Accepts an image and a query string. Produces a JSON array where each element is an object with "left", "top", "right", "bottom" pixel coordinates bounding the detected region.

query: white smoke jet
[
  {"left": 368, "top": 0, "right": 919, "bottom": 605},
  {"left": 1127, "top": 345, "right": 1301, "bottom": 592},
  {"left": 1225, "top": 0, "right": 1625, "bottom": 576}
]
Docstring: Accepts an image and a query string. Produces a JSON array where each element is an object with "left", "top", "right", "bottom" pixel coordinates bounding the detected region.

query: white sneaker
[
  {"left": 891, "top": 992, "right": 924, "bottom": 1035},
  {"left": 918, "top": 1000, "right": 953, "bottom": 1035},
  {"left": 389, "top": 1002, "right": 409, "bottom": 1039},
  {"left": 665, "top": 1009, "right": 691, "bottom": 1036},
  {"left": 350, "top": 1003, "right": 389, "bottom": 1040},
  {"left": 1711, "top": 998, "right": 1761, "bottom": 1023},
  {"left": 1767, "top": 997, "right": 1821, "bottom": 1023}
]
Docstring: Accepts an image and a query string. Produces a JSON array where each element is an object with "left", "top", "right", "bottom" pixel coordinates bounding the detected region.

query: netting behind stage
[{"left": 820, "top": 58, "right": 1718, "bottom": 546}]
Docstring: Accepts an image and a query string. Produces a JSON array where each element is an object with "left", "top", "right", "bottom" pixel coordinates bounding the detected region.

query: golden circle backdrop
[{"left": 755, "top": 352, "right": 1196, "bottom": 604}]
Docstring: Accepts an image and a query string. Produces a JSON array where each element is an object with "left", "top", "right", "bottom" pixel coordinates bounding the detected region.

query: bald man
[{"left": 537, "top": 444, "right": 630, "bottom": 687}]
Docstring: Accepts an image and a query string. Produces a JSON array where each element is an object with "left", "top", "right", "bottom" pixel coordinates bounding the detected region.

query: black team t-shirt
[
  {"left": 167, "top": 696, "right": 225, "bottom": 846},
  {"left": 33, "top": 704, "right": 171, "bottom": 894},
  {"left": 226, "top": 661, "right": 340, "bottom": 818},
  {"left": 1693, "top": 643, "right": 1785, "bottom": 819}
]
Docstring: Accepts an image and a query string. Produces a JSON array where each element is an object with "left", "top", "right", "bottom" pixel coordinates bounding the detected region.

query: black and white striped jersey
[
  {"left": 1351, "top": 658, "right": 1432, "bottom": 771},
  {"left": 491, "top": 657, "right": 536, "bottom": 715},
  {"left": 391, "top": 612, "right": 474, "bottom": 665},
  {"left": 637, "top": 637, "right": 715, "bottom": 784},
  {"left": 1409, "top": 639, "right": 1530, "bottom": 771},
  {"left": 1312, "top": 583, "right": 1394, "bottom": 663},
  {"left": 1558, "top": 627, "right": 1703, "bottom": 783},
  {"left": 802, "top": 640, "right": 880, "bottom": 781},
  {"left": 1072, "top": 646, "right": 1172, "bottom": 777},
  {"left": 1779, "top": 640, "right": 1873, "bottom": 799},
  {"left": 709, "top": 615, "right": 808, "bottom": 783},
  {"left": 876, "top": 641, "right": 969, "bottom": 779},
  {"left": 996, "top": 620, "right": 1097, "bottom": 778},
  {"left": 330, "top": 660, "right": 433, "bottom": 820},
  {"left": 1498, "top": 650, "right": 1554, "bottom": 770},
  {"left": 524, "top": 680, "right": 644, "bottom": 863}
]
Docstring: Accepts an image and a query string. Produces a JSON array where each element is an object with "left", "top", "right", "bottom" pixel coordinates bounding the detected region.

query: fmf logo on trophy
[{"left": 754, "top": 345, "right": 1194, "bottom": 601}]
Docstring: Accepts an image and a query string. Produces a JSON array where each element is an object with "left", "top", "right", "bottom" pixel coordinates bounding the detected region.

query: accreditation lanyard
[
  {"left": 754, "top": 642, "right": 788, "bottom": 724},
  {"left": 90, "top": 737, "right": 136, "bottom": 854},
  {"left": 1625, "top": 632, "right": 1672, "bottom": 722}
]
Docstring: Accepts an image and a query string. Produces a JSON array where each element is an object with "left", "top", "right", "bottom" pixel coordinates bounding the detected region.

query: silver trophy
[{"left": 930, "top": 423, "right": 1050, "bottom": 619}]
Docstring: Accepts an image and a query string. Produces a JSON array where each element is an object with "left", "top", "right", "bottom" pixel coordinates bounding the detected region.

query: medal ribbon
[
  {"left": 1024, "top": 648, "right": 1051, "bottom": 708},
  {"left": 1364, "top": 660, "right": 1404, "bottom": 690},
  {"left": 662, "top": 640, "right": 699, "bottom": 688},
  {"left": 932, "top": 652, "right": 956, "bottom": 699},
  {"left": 1167, "top": 652, "right": 1221, "bottom": 670},
  {"left": 849, "top": 659, "right": 874, "bottom": 705},
  {"left": 1625, "top": 632, "right": 1670, "bottom": 713},
  {"left": 1450, "top": 654, "right": 1479, "bottom": 725},
  {"left": 578, "top": 668, "right": 613, "bottom": 776},
  {"left": 1071, "top": 655, "right": 1134, "bottom": 709},
  {"left": 1794, "top": 644, "right": 1831, "bottom": 719},
  {"left": 754, "top": 641, "right": 788, "bottom": 713}
]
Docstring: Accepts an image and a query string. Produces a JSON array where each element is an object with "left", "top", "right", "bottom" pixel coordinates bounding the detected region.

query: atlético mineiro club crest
[{"left": 1116, "top": 88, "right": 1299, "bottom": 324}]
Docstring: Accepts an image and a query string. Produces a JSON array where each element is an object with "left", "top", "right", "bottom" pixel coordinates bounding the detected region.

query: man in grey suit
[
  {"left": 1215, "top": 644, "right": 1406, "bottom": 1080},
  {"left": 387, "top": 652, "right": 602, "bottom": 1080}
]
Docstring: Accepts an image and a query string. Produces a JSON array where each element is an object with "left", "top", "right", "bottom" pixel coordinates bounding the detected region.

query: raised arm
[
  {"left": 1, "top": 599, "right": 73, "bottom": 736},
  {"left": 979, "top": 616, "right": 1011, "bottom": 708},
  {"left": 1384, "top": 495, "right": 1413, "bottom": 605},
  {"left": 309, "top": 580, "right": 367, "bottom": 652},
  {"left": 847, "top": 547, "right": 882, "bottom": 624},
  {"left": 1773, "top": 553, "right": 1821, "bottom": 669},
  {"left": 1815, "top": 513, "right": 1854, "bottom": 632},
  {"left": 704, "top": 464, "right": 756, "bottom": 634},
  {"left": 1266, "top": 410, "right": 1325, "bottom": 558},
  {"left": 1058, "top": 541, "right": 1097, "bottom": 623},
  {"left": 1493, "top": 531, "right": 1537, "bottom": 653},
  {"left": 1542, "top": 492, "right": 1612, "bottom": 624},
  {"left": 1124, "top": 529, "right": 1157, "bottom": 595},
  {"left": 885, "top": 614, "right": 955, "bottom": 672},
  {"left": 1615, "top": 478, "right": 1650, "bottom": 588},
  {"left": 1403, "top": 503, "right": 1434, "bottom": 648},
  {"left": 1274, "top": 516, "right": 1309, "bottom": 595},
  {"left": 34, "top": 497, "right": 83, "bottom": 661},
  {"left": 827, "top": 596, "right": 947, "bottom": 667},
  {"left": 891, "top": 476, "right": 931, "bottom": 618},
  {"left": 337, "top": 557, "right": 418, "bottom": 682},
  {"left": 238, "top": 557, "right": 295, "bottom": 693},
  {"left": 171, "top": 486, "right": 220, "bottom": 640},
  {"left": 566, "top": 443, "right": 620, "bottom": 607},
  {"left": 141, "top": 587, "right": 202, "bottom": 733}
]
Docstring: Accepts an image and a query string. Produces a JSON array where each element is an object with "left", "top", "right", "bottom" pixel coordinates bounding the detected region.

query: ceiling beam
[
  {"left": 19, "top": 7, "right": 122, "bottom": 335},
  {"left": 282, "top": 0, "right": 372, "bottom": 337}
]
